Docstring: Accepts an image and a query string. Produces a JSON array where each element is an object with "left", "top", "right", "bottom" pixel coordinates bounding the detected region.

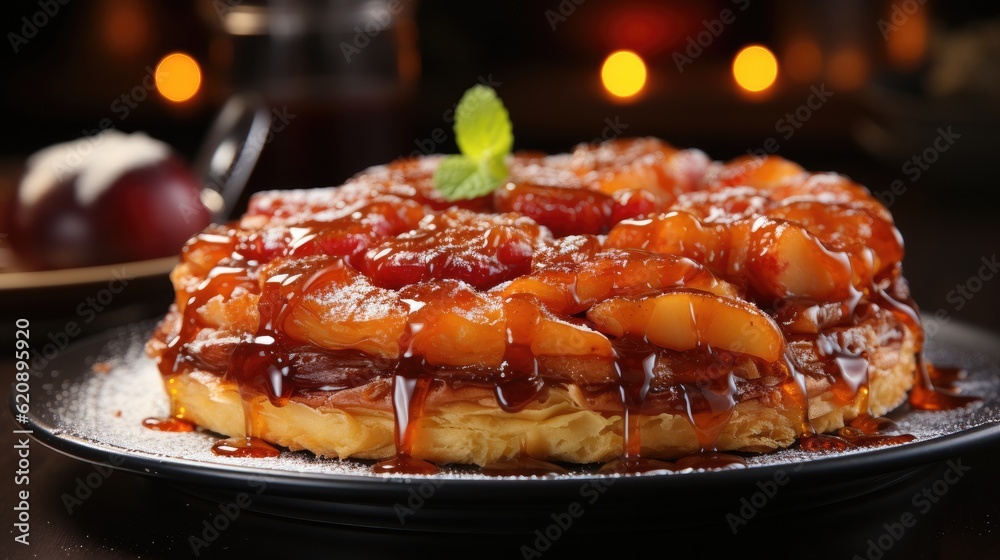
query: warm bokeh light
[
  {"left": 101, "top": 0, "right": 150, "bottom": 57},
  {"left": 784, "top": 37, "right": 823, "bottom": 83},
  {"left": 603, "top": 4, "right": 677, "bottom": 55},
  {"left": 887, "top": 6, "right": 928, "bottom": 70},
  {"left": 732, "top": 45, "right": 779, "bottom": 93},
  {"left": 827, "top": 46, "right": 868, "bottom": 91},
  {"left": 601, "top": 50, "right": 647, "bottom": 98},
  {"left": 154, "top": 53, "right": 202, "bottom": 103}
]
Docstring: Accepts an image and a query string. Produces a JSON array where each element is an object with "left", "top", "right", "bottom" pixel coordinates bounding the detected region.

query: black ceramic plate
[{"left": 15, "top": 318, "right": 1000, "bottom": 533}]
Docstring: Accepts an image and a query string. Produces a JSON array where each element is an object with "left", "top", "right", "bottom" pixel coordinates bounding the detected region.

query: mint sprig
[{"left": 433, "top": 85, "right": 513, "bottom": 201}]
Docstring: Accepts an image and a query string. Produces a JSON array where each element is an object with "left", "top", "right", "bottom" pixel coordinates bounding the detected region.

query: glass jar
[{"left": 202, "top": 0, "right": 420, "bottom": 207}]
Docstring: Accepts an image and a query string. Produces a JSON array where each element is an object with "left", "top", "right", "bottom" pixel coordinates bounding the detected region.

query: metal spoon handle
[{"left": 193, "top": 93, "right": 271, "bottom": 221}]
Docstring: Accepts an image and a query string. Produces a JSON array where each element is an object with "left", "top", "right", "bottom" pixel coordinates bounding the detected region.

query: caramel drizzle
[
  {"left": 371, "top": 360, "right": 438, "bottom": 474},
  {"left": 213, "top": 261, "right": 352, "bottom": 458},
  {"left": 870, "top": 285, "right": 978, "bottom": 411},
  {"left": 151, "top": 224, "right": 977, "bottom": 474},
  {"left": 372, "top": 315, "right": 439, "bottom": 474}
]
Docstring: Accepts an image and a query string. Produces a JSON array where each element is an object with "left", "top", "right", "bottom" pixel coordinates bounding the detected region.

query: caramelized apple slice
[
  {"left": 606, "top": 211, "right": 868, "bottom": 302},
  {"left": 587, "top": 290, "right": 785, "bottom": 362},
  {"left": 705, "top": 154, "right": 805, "bottom": 189},
  {"left": 499, "top": 274, "right": 575, "bottom": 315},
  {"left": 605, "top": 211, "right": 731, "bottom": 270},
  {"left": 768, "top": 173, "right": 892, "bottom": 221},
  {"left": 197, "top": 288, "right": 260, "bottom": 334},
  {"left": 400, "top": 281, "right": 506, "bottom": 367},
  {"left": 673, "top": 181, "right": 902, "bottom": 277},
  {"left": 532, "top": 316, "right": 614, "bottom": 359},
  {"left": 503, "top": 294, "right": 614, "bottom": 358},
  {"left": 500, "top": 249, "right": 739, "bottom": 314},
  {"left": 181, "top": 226, "right": 240, "bottom": 273},
  {"left": 532, "top": 234, "right": 604, "bottom": 268},
  {"left": 347, "top": 156, "right": 494, "bottom": 211},
  {"left": 742, "top": 218, "right": 863, "bottom": 302},
  {"left": 208, "top": 194, "right": 429, "bottom": 272},
  {"left": 234, "top": 196, "right": 427, "bottom": 267},
  {"left": 768, "top": 200, "right": 903, "bottom": 274},
  {"left": 500, "top": 153, "right": 673, "bottom": 233},
  {"left": 772, "top": 299, "right": 853, "bottom": 334},
  {"left": 244, "top": 186, "right": 368, "bottom": 226},
  {"left": 364, "top": 208, "right": 541, "bottom": 290},
  {"left": 609, "top": 188, "right": 670, "bottom": 226},
  {"left": 173, "top": 264, "right": 256, "bottom": 317},
  {"left": 569, "top": 138, "right": 709, "bottom": 199},
  {"left": 671, "top": 187, "right": 774, "bottom": 222},
  {"left": 493, "top": 182, "right": 613, "bottom": 237},
  {"left": 277, "top": 258, "right": 409, "bottom": 360}
]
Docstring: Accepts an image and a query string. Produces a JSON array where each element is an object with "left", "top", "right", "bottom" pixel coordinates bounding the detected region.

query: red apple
[{"left": 7, "top": 131, "right": 212, "bottom": 270}]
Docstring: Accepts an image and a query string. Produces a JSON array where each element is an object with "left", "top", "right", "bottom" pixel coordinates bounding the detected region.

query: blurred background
[{"left": 0, "top": 0, "right": 998, "bottom": 336}]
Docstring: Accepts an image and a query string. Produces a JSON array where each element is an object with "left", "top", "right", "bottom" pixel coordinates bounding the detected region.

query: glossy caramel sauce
[
  {"left": 371, "top": 360, "right": 439, "bottom": 475},
  {"left": 146, "top": 144, "right": 979, "bottom": 475},
  {"left": 142, "top": 417, "right": 195, "bottom": 432},
  {"left": 799, "top": 413, "right": 916, "bottom": 452},
  {"left": 211, "top": 437, "right": 281, "bottom": 458}
]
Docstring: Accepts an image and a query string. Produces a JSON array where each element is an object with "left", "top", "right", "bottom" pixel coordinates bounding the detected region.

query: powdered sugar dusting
[{"left": 305, "top": 274, "right": 401, "bottom": 322}]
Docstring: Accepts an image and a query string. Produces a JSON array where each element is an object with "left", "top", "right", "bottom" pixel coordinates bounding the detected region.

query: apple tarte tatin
[{"left": 145, "top": 138, "right": 972, "bottom": 474}]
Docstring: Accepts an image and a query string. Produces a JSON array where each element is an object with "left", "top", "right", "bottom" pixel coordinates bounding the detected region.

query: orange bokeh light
[
  {"left": 601, "top": 50, "right": 647, "bottom": 99},
  {"left": 784, "top": 37, "right": 823, "bottom": 83},
  {"left": 154, "top": 53, "right": 202, "bottom": 103},
  {"left": 887, "top": 7, "right": 928, "bottom": 69},
  {"left": 732, "top": 45, "right": 779, "bottom": 93},
  {"left": 827, "top": 46, "right": 868, "bottom": 91}
]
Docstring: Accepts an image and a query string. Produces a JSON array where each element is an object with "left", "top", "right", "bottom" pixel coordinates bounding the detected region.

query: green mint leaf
[
  {"left": 483, "top": 152, "right": 508, "bottom": 184},
  {"left": 432, "top": 85, "right": 513, "bottom": 200},
  {"left": 432, "top": 155, "right": 503, "bottom": 201},
  {"left": 454, "top": 85, "right": 513, "bottom": 161}
]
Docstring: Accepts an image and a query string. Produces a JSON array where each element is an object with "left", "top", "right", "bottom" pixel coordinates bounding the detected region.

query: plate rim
[
  {"left": 22, "top": 404, "right": 1000, "bottom": 492},
  {"left": 16, "top": 317, "right": 1000, "bottom": 493},
  {"left": 0, "top": 255, "right": 177, "bottom": 290}
]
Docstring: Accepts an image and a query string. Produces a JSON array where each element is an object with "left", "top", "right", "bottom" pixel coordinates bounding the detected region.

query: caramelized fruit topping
[{"left": 146, "top": 139, "right": 974, "bottom": 475}]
